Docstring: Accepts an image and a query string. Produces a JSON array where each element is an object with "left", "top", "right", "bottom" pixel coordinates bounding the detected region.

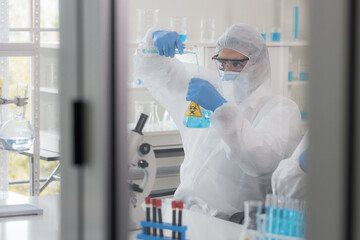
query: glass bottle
[
  {"left": 240, "top": 200, "right": 264, "bottom": 240},
  {"left": 0, "top": 83, "right": 35, "bottom": 151}
]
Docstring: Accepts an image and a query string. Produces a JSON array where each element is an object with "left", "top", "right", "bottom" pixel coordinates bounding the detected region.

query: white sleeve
[
  {"left": 211, "top": 100, "right": 302, "bottom": 177},
  {"left": 134, "top": 27, "right": 218, "bottom": 130},
  {"left": 271, "top": 157, "right": 306, "bottom": 199}
]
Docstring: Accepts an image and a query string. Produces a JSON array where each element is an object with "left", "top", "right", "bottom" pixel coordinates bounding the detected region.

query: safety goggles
[{"left": 212, "top": 54, "right": 249, "bottom": 72}]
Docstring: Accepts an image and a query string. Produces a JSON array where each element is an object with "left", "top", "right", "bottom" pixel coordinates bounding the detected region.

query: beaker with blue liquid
[
  {"left": 170, "top": 17, "right": 187, "bottom": 43},
  {"left": 270, "top": 27, "right": 281, "bottom": 42}
]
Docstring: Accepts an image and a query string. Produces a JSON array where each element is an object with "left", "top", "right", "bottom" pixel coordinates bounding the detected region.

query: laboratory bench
[
  {"left": 128, "top": 202, "right": 245, "bottom": 240},
  {"left": 0, "top": 192, "right": 60, "bottom": 240},
  {"left": 0, "top": 192, "right": 245, "bottom": 240}
]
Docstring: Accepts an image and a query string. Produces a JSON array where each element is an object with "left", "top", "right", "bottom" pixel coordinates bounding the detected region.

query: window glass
[
  {"left": 9, "top": 0, "right": 31, "bottom": 28},
  {"left": 40, "top": 0, "right": 59, "bottom": 28},
  {"left": 9, "top": 31, "right": 31, "bottom": 43},
  {"left": 40, "top": 31, "right": 60, "bottom": 43}
]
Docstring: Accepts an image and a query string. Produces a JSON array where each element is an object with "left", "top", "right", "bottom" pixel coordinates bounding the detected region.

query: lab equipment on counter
[
  {"left": 170, "top": 17, "right": 187, "bottom": 43},
  {"left": 128, "top": 113, "right": 157, "bottom": 230},
  {"left": 240, "top": 201, "right": 264, "bottom": 240},
  {"left": 263, "top": 194, "right": 306, "bottom": 239},
  {"left": 137, "top": 198, "right": 188, "bottom": 240},
  {"left": 0, "top": 83, "right": 35, "bottom": 151}
]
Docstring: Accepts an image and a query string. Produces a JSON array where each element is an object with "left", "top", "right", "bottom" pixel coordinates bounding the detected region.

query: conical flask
[
  {"left": 0, "top": 83, "right": 35, "bottom": 151},
  {"left": 183, "top": 101, "right": 211, "bottom": 128}
]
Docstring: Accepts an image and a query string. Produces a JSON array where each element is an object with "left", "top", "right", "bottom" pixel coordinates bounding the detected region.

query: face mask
[{"left": 218, "top": 71, "right": 250, "bottom": 104}]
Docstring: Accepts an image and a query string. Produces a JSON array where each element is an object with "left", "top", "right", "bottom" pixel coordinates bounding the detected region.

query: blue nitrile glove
[
  {"left": 152, "top": 31, "right": 184, "bottom": 58},
  {"left": 186, "top": 78, "right": 227, "bottom": 112},
  {"left": 299, "top": 149, "right": 308, "bottom": 171}
]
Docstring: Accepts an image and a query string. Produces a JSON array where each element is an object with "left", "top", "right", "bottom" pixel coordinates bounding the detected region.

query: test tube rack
[{"left": 136, "top": 221, "right": 188, "bottom": 240}]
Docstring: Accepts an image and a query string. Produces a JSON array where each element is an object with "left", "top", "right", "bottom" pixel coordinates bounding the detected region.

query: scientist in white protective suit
[
  {"left": 272, "top": 131, "right": 308, "bottom": 200},
  {"left": 134, "top": 24, "right": 302, "bottom": 220}
]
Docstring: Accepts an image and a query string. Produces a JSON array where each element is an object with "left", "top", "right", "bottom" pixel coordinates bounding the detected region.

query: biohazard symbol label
[{"left": 185, "top": 101, "right": 203, "bottom": 118}]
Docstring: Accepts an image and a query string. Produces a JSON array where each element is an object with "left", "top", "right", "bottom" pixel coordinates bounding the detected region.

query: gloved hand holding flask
[
  {"left": 186, "top": 77, "right": 227, "bottom": 112},
  {"left": 183, "top": 77, "right": 227, "bottom": 128}
]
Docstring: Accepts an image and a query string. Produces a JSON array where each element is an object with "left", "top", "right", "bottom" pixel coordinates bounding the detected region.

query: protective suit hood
[{"left": 216, "top": 24, "right": 271, "bottom": 95}]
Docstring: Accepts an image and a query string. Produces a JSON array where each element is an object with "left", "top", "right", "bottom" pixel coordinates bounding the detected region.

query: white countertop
[
  {"left": 128, "top": 201, "right": 245, "bottom": 240},
  {"left": 0, "top": 192, "right": 245, "bottom": 240},
  {"left": 0, "top": 192, "right": 60, "bottom": 240}
]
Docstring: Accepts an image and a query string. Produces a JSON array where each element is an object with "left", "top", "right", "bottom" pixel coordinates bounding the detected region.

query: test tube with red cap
[
  {"left": 145, "top": 197, "right": 151, "bottom": 235},
  {"left": 177, "top": 201, "right": 183, "bottom": 240},
  {"left": 172, "top": 201, "right": 177, "bottom": 239},
  {"left": 157, "top": 199, "right": 164, "bottom": 237},
  {"left": 152, "top": 198, "right": 157, "bottom": 236}
]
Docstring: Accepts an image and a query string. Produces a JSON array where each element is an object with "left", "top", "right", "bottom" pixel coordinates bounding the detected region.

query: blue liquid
[
  {"left": 290, "top": 211, "right": 299, "bottom": 237},
  {"left": 298, "top": 212, "right": 305, "bottom": 237},
  {"left": 183, "top": 109, "right": 211, "bottom": 128},
  {"left": 300, "top": 112, "right": 308, "bottom": 121},
  {"left": 270, "top": 32, "right": 281, "bottom": 42},
  {"left": 261, "top": 33, "right": 266, "bottom": 40},
  {"left": 134, "top": 78, "right": 144, "bottom": 87},
  {"left": 288, "top": 71, "right": 293, "bottom": 81},
  {"left": 265, "top": 206, "right": 274, "bottom": 240},
  {"left": 293, "top": 6, "right": 299, "bottom": 40},
  {"left": 0, "top": 137, "right": 34, "bottom": 151},
  {"left": 299, "top": 72, "right": 309, "bottom": 81},
  {"left": 179, "top": 34, "right": 187, "bottom": 43}
]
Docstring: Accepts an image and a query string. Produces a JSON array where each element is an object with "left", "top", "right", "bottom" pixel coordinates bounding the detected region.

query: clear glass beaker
[
  {"left": 137, "top": 9, "right": 159, "bottom": 42},
  {"left": 240, "top": 200, "right": 264, "bottom": 240},
  {"left": 200, "top": 18, "right": 216, "bottom": 43},
  {"left": 0, "top": 83, "right": 35, "bottom": 151},
  {"left": 299, "top": 61, "right": 309, "bottom": 81},
  {"left": 256, "top": 26, "right": 267, "bottom": 41},
  {"left": 170, "top": 17, "right": 187, "bottom": 43}
]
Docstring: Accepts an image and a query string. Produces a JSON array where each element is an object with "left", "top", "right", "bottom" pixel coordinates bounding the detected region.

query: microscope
[{"left": 128, "top": 113, "right": 156, "bottom": 230}]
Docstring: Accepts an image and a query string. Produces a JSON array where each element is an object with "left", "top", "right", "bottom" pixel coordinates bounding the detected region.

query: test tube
[{"left": 293, "top": 0, "right": 299, "bottom": 40}]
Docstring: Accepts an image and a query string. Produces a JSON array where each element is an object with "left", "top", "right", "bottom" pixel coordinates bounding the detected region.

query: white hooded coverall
[{"left": 134, "top": 24, "right": 302, "bottom": 219}]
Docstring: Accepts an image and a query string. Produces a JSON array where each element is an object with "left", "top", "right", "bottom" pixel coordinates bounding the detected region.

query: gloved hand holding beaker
[{"left": 152, "top": 31, "right": 184, "bottom": 58}]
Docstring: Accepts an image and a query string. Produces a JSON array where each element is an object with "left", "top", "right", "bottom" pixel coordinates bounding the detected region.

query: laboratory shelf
[
  {"left": 266, "top": 41, "right": 309, "bottom": 47},
  {"left": 288, "top": 81, "right": 309, "bottom": 86},
  {"left": 40, "top": 87, "right": 59, "bottom": 94},
  {"left": 31, "top": 86, "right": 59, "bottom": 94},
  {"left": 129, "top": 40, "right": 309, "bottom": 49},
  {"left": 40, "top": 43, "right": 60, "bottom": 49}
]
